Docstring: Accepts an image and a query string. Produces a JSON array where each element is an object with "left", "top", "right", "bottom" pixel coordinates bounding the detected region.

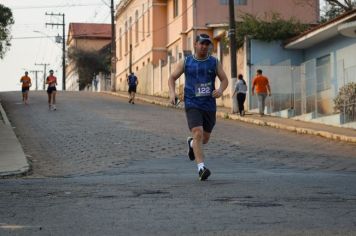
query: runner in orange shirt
[
  {"left": 252, "top": 69, "right": 271, "bottom": 116},
  {"left": 46, "top": 69, "right": 58, "bottom": 110},
  {"left": 20, "top": 71, "right": 32, "bottom": 105}
]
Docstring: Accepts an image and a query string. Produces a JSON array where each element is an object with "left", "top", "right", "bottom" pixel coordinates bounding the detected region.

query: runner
[
  {"left": 168, "top": 34, "right": 228, "bottom": 181},
  {"left": 127, "top": 72, "right": 138, "bottom": 104},
  {"left": 46, "top": 70, "right": 58, "bottom": 110},
  {"left": 20, "top": 71, "right": 32, "bottom": 105}
]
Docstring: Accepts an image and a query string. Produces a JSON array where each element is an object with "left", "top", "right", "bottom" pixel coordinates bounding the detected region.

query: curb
[
  {"left": 103, "top": 92, "right": 356, "bottom": 144},
  {"left": 0, "top": 101, "right": 11, "bottom": 126},
  {"left": 0, "top": 102, "right": 30, "bottom": 177},
  {"left": 217, "top": 111, "right": 356, "bottom": 144}
]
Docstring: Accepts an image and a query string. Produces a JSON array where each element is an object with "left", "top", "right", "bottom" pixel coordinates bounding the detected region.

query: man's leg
[
  {"left": 131, "top": 92, "right": 136, "bottom": 104},
  {"left": 48, "top": 92, "right": 52, "bottom": 109},
  {"left": 25, "top": 91, "right": 29, "bottom": 104},
  {"left": 261, "top": 93, "right": 267, "bottom": 115},
  {"left": 191, "top": 126, "right": 204, "bottom": 164},
  {"left": 52, "top": 92, "right": 57, "bottom": 110},
  {"left": 257, "top": 93, "right": 267, "bottom": 115}
]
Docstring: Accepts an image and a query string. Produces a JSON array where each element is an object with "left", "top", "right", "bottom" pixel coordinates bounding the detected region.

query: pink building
[{"left": 114, "top": 0, "right": 319, "bottom": 102}]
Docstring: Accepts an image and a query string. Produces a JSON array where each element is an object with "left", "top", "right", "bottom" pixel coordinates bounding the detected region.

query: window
[
  {"left": 142, "top": 4, "right": 145, "bottom": 40},
  {"left": 129, "top": 17, "right": 132, "bottom": 46},
  {"left": 316, "top": 55, "right": 331, "bottom": 92},
  {"left": 147, "top": 0, "right": 150, "bottom": 36},
  {"left": 119, "top": 28, "right": 122, "bottom": 58},
  {"left": 125, "top": 21, "right": 128, "bottom": 53},
  {"left": 173, "top": 0, "right": 178, "bottom": 17},
  {"left": 135, "top": 11, "right": 139, "bottom": 44},
  {"left": 220, "top": 0, "right": 247, "bottom": 5}
]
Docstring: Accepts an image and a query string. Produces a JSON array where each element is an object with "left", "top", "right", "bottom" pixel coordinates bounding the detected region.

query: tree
[
  {"left": 234, "top": 13, "right": 309, "bottom": 49},
  {"left": 0, "top": 4, "right": 15, "bottom": 59},
  {"left": 334, "top": 82, "right": 356, "bottom": 122},
  {"left": 321, "top": 0, "right": 356, "bottom": 21},
  {"left": 67, "top": 45, "right": 111, "bottom": 90}
]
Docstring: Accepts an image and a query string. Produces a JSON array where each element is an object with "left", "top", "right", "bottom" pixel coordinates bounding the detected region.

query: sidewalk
[
  {"left": 0, "top": 101, "right": 29, "bottom": 177},
  {"left": 105, "top": 91, "right": 356, "bottom": 144}
]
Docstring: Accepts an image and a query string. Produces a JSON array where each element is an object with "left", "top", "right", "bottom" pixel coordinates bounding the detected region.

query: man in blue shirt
[
  {"left": 127, "top": 72, "right": 138, "bottom": 104},
  {"left": 168, "top": 34, "right": 228, "bottom": 181}
]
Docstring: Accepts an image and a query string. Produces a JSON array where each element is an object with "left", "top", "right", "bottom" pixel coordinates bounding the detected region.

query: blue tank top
[
  {"left": 184, "top": 55, "right": 218, "bottom": 111},
  {"left": 128, "top": 75, "right": 137, "bottom": 86}
]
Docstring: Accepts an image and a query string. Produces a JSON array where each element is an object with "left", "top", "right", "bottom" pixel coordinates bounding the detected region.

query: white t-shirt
[{"left": 235, "top": 79, "right": 247, "bottom": 94}]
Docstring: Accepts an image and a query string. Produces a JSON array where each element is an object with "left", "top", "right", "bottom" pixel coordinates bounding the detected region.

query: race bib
[{"left": 195, "top": 82, "right": 212, "bottom": 97}]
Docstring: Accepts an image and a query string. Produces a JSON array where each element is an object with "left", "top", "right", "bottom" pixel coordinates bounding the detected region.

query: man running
[
  {"left": 46, "top": 69, "right": 58, "bottom": 110},
  {"left": 127, "top": 72, "right": 138, "bottom": 104},
  {"left": 168, "top": 34, "right": 228, "bottom": 181},
  {"left": 20, "top": 71, "right": 32, "bottom": 105}
]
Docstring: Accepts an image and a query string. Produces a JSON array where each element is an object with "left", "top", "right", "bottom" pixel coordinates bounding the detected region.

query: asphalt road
[{"left": 0, "top": 91, "right": 355, "bottom": 236}]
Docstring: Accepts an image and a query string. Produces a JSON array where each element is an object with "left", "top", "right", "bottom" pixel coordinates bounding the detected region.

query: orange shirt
[
  {"left": 46, "top": 75, "right": 57, "bottom": 87},
  {"left": 252, "top": 75, "right": 270, "bottom": 93},
  {"left": 20, "top": 76, "right": 31, "bottom": 88}
]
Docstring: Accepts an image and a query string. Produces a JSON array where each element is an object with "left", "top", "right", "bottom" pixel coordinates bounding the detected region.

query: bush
[{"left": 334, "top": 82, "right": 356, "bottom": 121}]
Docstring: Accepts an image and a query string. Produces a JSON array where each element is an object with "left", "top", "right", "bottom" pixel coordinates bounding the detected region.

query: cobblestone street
[{"left": 0, "top": 91, "right": 355, "bottom": 235}]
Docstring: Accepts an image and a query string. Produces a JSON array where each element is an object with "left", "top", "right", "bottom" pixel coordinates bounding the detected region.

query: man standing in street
[
  {"left": 168, "top": 34, "right": 228, "bottom": 181},
  {"left": 252, "top": 69, "right": 271, "bottom": 117},
  {"left": 127, "top": 72, "right": 138, "bottom": 104},
  {"left": 20, "top": 71, "right": 32, "bottom": 105}
]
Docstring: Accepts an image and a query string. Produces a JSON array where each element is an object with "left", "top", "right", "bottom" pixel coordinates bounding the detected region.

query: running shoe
[
  {"left": 199, "top": 167, "right": 211, "bottom": 181},
  {"left": 52, "top": 105, "right": 57, "bottom": 110},
  {"left": 187, "top": 137, "right": 195, "bottom": 161}
]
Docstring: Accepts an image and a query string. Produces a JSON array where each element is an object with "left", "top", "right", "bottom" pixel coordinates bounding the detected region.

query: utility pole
[
  {"left": 228, "top": 0, "right": 238, "bottom": 113},
  {"left": 29, "top": 70, "right": 42, "bottom": 90},
  {"left": 46, "top": 12, "right": 66, "bottom": 91},
  {"left": 110, "top": 0, "right": 117, "bottom": 91},
  {"left": 129, "top": 44, "right": 132, "bottom": 73},
  {"left": 35, "top": 63, "right": 50, "bottom": 90}
]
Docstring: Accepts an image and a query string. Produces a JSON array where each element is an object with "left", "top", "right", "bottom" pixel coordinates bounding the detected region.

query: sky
[
  {"left": 1, "top": 0, "right": 325, "bottom": 92},
  {"left": 0, "top": 0, "right": 118, "bottom": 92}
]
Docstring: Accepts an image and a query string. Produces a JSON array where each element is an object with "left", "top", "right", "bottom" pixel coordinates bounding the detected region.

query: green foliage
[
  {"left": 68, "top": 46, "right": 111, "bottom": 90},
  {"left": 0, "top": 4, "right": 15, "bottom": 59},
  {"left": 333, "top": 82, "right": 356, "bottom": 120},
  {"left": 234, "top": 12, "right": 309, "bottom": 49}
]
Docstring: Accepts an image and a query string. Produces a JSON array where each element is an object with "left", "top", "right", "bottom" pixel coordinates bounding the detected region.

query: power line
[{"left": 10, "top": 3, "right": 103, "bottom": 10}]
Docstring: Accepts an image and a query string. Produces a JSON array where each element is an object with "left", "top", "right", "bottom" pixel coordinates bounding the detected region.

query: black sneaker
[
  {"left": 129, "top": 99, "right": 132, "bottom": 103},
  {"left": 199, "top": 167, "right": 211, "bottom": 181},
  {"left": 187, "top": 137, "right": 195, "bottom": 161}
]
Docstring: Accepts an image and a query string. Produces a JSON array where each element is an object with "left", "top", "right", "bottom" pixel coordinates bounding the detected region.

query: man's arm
[
  {"left": 168, "top": 60, "right": 184, "bottom": 105},
  {"left": 251, "top": 79, "right": 255, "bottom": 96},
  {"left": 212, "top": 61, "right": 228, "bottom": 98}
]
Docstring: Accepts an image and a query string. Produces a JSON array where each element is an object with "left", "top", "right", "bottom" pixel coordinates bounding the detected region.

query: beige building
[
  {"left": 114, "top": 0, "right": 319, "bottom": 106},
  {"left": 66, "top": 23, "right": 111, "bottom": 91}
]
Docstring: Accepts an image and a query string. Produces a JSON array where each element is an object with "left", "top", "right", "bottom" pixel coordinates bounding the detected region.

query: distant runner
[
  {"left": 127, "top": 72, "right": 138, "bottom": 104},
  {"left": 20, "top": 71, "right": 32, "bottom": 105},
  {"left": 46, "top": 69, "right": 58, "bottom": 110}
]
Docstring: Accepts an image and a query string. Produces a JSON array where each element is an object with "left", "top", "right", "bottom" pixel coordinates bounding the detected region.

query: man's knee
[{"left": 192, "top": 127, "right": 203, "bottom": 141}]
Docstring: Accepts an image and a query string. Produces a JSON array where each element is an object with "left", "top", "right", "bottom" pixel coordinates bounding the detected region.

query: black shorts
[
  {"left": 22, "top": 87, "right": 30, "bottom": 93},
  {"left": 47, "top": 86, "right": 57, "bottom": 94},
  {"left": 128, "top": 85, "right": 137, "bottom": 93},
  {"left": 185, "top": 108, "right": 216, "bottom": 133}
]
